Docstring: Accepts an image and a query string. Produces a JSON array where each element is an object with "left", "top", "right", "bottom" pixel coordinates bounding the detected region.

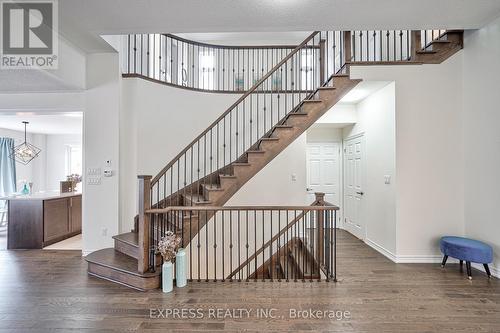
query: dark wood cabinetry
[{"left": 6, "top": 193, "right": 82, "bottom": 249}]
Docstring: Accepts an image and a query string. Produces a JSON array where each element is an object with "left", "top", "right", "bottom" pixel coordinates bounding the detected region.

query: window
[
  {"left": 65, "top": 145, "right": 82, "bottom": 176},
  {"left": 300, "top": 49, "right": 315, "bottom": 90},
  {"left": 199, "top": 51, "right": 215, "bottom": 90}
]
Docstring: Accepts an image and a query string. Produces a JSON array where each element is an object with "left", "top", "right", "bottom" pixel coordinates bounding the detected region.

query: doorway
[
  {"left": 306, "top": 142, "right": 341, "bottom": 206},
  {"left": 343, "top": 134, "right": 365, "bottom": 240}
]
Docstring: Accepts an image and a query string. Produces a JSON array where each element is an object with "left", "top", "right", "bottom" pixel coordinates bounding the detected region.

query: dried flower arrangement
[{"left": 157, "top": 231, "right": 182, "bottom": 262}]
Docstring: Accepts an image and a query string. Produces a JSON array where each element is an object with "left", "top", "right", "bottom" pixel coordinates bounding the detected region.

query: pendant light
[{"left": 9, "top": 121, "right": 41, "bottom": 165}]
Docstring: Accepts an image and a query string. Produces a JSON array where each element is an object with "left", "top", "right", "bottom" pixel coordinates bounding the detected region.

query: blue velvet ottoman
[{"left": 440, "top": 236, "right": 493, "bottom": 279}]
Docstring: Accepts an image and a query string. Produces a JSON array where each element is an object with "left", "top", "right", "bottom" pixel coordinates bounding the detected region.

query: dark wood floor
[{"left": 0, "top": 230, "right": 498, "bottom": 332}]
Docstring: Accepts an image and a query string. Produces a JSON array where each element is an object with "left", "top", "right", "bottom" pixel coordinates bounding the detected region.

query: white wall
[
  {"left": 343, "top": 83, "right": 397, "bottom": 254},
  {"left": 351, "top": 53, "right": 465, "bottom": 261},
  {"left": 462, "top": 16, "right": 500, "bottom": 274},
  {"left": 120, "top": 78, "right": 240, "bottom": 232},
  {"left": 227, "top": 134, "right": 308, "bottom": 206},
  {"left": 83, "top": 53, "right": 121, "bottom": 254}
]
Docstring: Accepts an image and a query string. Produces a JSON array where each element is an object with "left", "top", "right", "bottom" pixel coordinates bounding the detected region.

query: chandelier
[{"left": 9, "top": 121, "right": 41, "bottom": 165}]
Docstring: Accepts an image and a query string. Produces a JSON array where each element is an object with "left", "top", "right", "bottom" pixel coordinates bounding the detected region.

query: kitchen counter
[
  {"left": 4, "top": 192, "right": 82, "bottom": 249},
  {"left": 1, "top": 191, "right": 82, "bottom": 201}
]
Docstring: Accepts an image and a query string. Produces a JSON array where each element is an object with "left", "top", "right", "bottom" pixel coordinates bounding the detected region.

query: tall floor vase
[
  {"left": 176, "top": 249, "right": 187, "bottom": 287},
  {"left": 162, "top": 261, "right": 173, "bottom": 293}
]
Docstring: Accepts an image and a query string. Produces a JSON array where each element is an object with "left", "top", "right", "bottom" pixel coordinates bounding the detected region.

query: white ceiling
[
  {"left": 339, "top": 81, "right": 391, "bottom": 104},
  {"left": 0, "top": 114, "right": 83, "bottom": 135},
  {"left": 59, "top": 0, "right": 500, "bottom": 52},
  {"left": 0, "top": 69, "right": 79, "bottom": 93}
]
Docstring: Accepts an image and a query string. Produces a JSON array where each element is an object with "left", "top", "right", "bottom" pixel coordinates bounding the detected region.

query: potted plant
[{"left": 157, "top": 231, "right": 181, "bottom": 293}]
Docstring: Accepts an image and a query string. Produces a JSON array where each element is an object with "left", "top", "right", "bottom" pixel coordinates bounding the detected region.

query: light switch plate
[{"left": 384, "top": 175, "right": 391, "bottom": 184}]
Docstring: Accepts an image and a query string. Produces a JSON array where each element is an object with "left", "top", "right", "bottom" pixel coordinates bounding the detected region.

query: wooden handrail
[
  {"left": 150, "top": 31, "right": 320, "bottom": 185},
  {"left": 146, "top": 204, "right": 339, "bottom": 214},
  {"left": 163, "top": 33, "right": 303, "bottom": 50}
]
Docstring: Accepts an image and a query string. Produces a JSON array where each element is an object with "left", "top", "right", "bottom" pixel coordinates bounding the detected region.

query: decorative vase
[
  {"left": 162, "top": 261, "right": 173, "bottom": 293},
  {"left": 21, "top": 184, "right": 29, "bottom": 195},
  {"left": 176, "top": 248, "right": 187, "bottom": 288}
]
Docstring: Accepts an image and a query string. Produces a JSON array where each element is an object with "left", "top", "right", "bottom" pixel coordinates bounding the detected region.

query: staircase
[{"left": 86, "top": 29, "right": 463, "bottom": 290}]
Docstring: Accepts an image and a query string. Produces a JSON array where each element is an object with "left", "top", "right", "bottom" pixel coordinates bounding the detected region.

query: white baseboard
[
  {"left": 363, "top": 238, "right": 499, "bottom": 278},
  {"left": 364, "top": 238, "right": 397, "bottom": 262}
]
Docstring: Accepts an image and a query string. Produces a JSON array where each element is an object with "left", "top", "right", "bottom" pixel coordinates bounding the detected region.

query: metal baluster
[
  {"left": 189, "top": 210, "right": 192, "bottom": 281},
  {"left": 238, "top": 210, "right": 241, "bottom": 282},
  {"left": 269, "top": 210, "right": 273, "bottom": 281},
  {"left": 213, "top": 210, "right": 217, "bottom": 281},
  {"left": 229, "top": 209, "right": 233, "bottom": 282},
  {"left": 245, "top": 210, "right": 250, "bottom": 282},
  {"left": 222, "top": 211, "right": 225, "bottom": 281}
]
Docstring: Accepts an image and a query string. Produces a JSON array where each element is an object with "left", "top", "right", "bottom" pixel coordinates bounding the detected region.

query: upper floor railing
[
  {"left": 121, "top": 30, "right": 447, "bottom": 93},
  {"left": 122, "top": 33, "right": 300, "bottom": 92}
]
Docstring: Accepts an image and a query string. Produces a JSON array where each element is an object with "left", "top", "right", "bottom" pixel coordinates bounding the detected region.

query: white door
[
  {"left": 306, "top": 143, "right": 340, "bottom": 206},
  {"left": 344, "top": 135, "right": 365, "bottom": 239}
]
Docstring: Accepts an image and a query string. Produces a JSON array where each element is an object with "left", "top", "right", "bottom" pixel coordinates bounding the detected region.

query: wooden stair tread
[
  {"left": 417, "top": 50, "right": 437, "bottom": 54},
  {"left": 303, "top": 99, "right": 323, "bottom": 103},
  {"left": 429, "top": 39, "right": 451, "bottom": 44},
  {"left": 274, "top": 124, "right": 294, "bottom": 129},
  {"left": 260, "top": 137, "right": 279, "bottom": 141},
  {"left": 317, "top": 86, "right": 336, "bottom": 90},
  {"left": 112, "top": 232, "right": 138, "bottom": 247},
  {"left": 85, "top": 248, "right": 159, "bottom": 278},
  {"left": 232, "top": 162, "right": 251, "bottom": 166},
  {"left": 246, "top": 150, "right": 266, "bottom": 154}
]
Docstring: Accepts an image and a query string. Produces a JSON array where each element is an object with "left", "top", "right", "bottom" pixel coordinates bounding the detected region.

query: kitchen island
[{"left": 3, "top": 192, "right": 82, "bottom": 249}]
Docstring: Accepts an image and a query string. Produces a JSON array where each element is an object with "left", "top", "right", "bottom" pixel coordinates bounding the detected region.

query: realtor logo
[{"left": 1, "top": 0, "right": 58, "bottom": 69}]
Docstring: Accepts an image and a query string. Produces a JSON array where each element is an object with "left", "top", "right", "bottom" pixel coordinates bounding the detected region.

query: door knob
[
  {"left": 356, "top": 191, "right": 364, "bottom": 195},
  {"left": 306, "top": 188, "right": 313, "bottom": 191}
]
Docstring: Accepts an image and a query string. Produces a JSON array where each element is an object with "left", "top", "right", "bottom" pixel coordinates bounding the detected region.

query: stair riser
[
  {"left": 114, "top": 239, "right": 139, "bottom": 259},
  {"left": 232, "top": 165, "right": 253, "bottom": 178},
  {"left": 443, "top": 32, "right": 463, "bottom": 45},
  {"left": 88, "top": 262, "right": 160, "bottom": 291},
  {"left": 205, "top": 189, "right": 227, "bottom": 202},
  {"left": 246, "top": 152, "right": 268, "bottom": 165},
  {"left": 219, "top": 177, "right": 237, "bottom": 188},
  {"left": 318, "top": 90, "right": 337, "bottom": 101},
  {"left": 270, "top": 127, "right": 294, "bottom": 139}
]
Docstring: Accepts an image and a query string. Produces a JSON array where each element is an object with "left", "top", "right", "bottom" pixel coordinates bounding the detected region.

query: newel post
[
  {"left": 315, "top": 192, "right": 325, "bottom": 269},
  {"left": 319, "top": 38, "right": 326, "bottom": 84},
  {"left": 410, "top": 30, "right": 421, "bottom": 61},
  {"left": 343, "top": 31, "right": 352, "bottom": 73},
  {"left": 138, "top": 175, "right": 152, "bottom": 274}
]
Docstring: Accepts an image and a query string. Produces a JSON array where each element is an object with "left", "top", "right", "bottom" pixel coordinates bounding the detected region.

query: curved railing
[{"left": 121, "top": 33, "right": 302, "bottom": 93}]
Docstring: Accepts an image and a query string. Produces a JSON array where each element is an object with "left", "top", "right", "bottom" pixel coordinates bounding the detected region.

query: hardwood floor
[{"left": 0, "top": 230, "right": 498, "bottom": 332}]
